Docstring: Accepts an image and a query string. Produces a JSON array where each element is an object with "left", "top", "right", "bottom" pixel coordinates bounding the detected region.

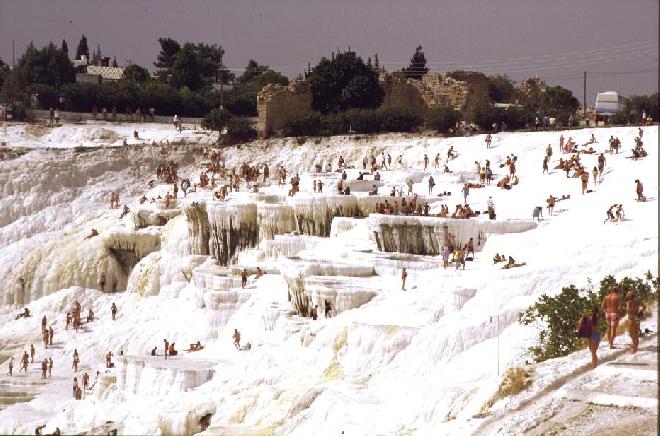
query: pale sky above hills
[{"left": 0, "top": 0, "right": 657, "bottom": 103}]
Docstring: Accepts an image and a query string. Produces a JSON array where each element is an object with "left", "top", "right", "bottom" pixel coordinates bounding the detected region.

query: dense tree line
[{"left": 0, "top": 37, "right": 653, "bottom": 132}]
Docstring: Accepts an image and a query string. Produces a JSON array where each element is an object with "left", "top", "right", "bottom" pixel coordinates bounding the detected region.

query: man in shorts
[{"left": 601, "top": 285, "right": 621, "bottom": 349}]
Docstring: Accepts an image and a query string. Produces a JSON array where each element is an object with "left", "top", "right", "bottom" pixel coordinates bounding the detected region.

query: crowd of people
[{"left": 578, "top": 285, "right": 647, "bottom": 369}]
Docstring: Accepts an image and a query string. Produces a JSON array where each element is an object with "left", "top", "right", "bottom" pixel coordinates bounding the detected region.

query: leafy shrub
[
  {"left": 426, "top": 106, "right": 461, "bottom": 133},
  {"left": 378, "top": 106, "right": 422, "bottom": 132},
  {"left": 320, "top": 112, "right": 350, "bottom": 136},
  {"left": 519, "top": 274, "right": 658, "bottom": 363},
  {"left": 284, "top": 107, "right": 422, "bottom": 137},
  {"left": 498, "top": 367, "right": 533, "bottom": 397},
  {"left": 226, "top": 117, "right": 257, "bottom": 144},
  {"left": 470, "top": 103, "right": 532, "bottom": 131},
  {"left": 201, "top": 107, "right": 233, "bottom": 135},
  {"left": 11, "top": 102, "right": 34, "bottom": 122},
  {"left": 283, "top": 113, "right": 321, "bottom": 137}
]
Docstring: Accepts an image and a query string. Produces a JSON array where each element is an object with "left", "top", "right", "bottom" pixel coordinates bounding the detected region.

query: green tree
[
  {"left": 612, "top": 93, "right": 659, "bottom": 124},
  {"left": 8, "top": 42, "right": 75, "bottom": 90},
  {"left": 519, "top": 274, "right": 658, "bottom": 363},
  {"left": 226, "top": 60, "right": 288, "bottom": 117},
  {"left": 154, "top": 37, "right": 181, "bottom": 83},
  {"left": 61, "top": 40, "right": 68, "bottom": 57},
  {"left": 202, "top": 107, "right": 233, "bottom": 138},
  {"left": 0, "top": 58, "right": 9, "bottom": 89},
  {"left": 226, "top": 117, "right": 257, "bottom": 144},
  {"left": 426, "top": 106, "right": 461, "bottom": 133},
  {"left": 487, "top": 74, "right": 515, "bottom": 103},
  {"left": 171, "top": 43, "right": 204, "bottom": 90},
  {"left": 307, "top": 50, "right": 384, "bottom": 114},
  {"left": 75, "top": 34, "right": 89, "bottom": 60},
  {"left": 123, "top": 64, "right": 151, "bottom": 84},
  {"left": 193, "top": 43, "right": 227, "bottom": 82},
  {"left": 537, "top": 85, "right": 579, "bottom": 124},
  {"left": 236, "top": 59, "right": 287, "bottom": 87},
  {"left": 165, "top": 42, "right": 228, "bottom": 91},
  {"left": 402, "top": 45, "right": 428, "bottom": 80}
]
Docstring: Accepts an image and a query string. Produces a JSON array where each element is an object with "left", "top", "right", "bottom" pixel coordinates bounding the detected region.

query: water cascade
[
  {"left": 184, "top": 202, "right": 210, "bottom": 255},
  {"left": 207, "top": 202, "right": 258, "bottom": 266},
  {"left": 369, "top": 215, "right": 537, "bottom": 255}
]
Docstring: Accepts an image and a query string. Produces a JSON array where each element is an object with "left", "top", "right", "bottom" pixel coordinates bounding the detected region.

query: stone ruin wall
[
  {"left": 257, "top": 81, "right": 314, "bottom": 135},
  {"left": 257, "top": 72, "right": 490, "bottom": 135}
]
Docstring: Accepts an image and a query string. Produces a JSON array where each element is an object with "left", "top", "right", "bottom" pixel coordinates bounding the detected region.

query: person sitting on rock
[
  {"left": 502, "top": 256, "right": 527, "bottom": 269},
  {"left": 119, "top": 205, "right": 130, "bottom": 219},
  {"left": 168, "top": 343, "right": 177, "bottom": 356},
  {"left": 187, "top": 341, "right": 204, "bottom": 352},
  {"left": 496, "top": 175, "right": 511, "bottom": 189},
  {"left": 85, "top": 229, "right": 99, "bottom": 240},
  {"left": 15, "top": 307, "right": 31, "bottom": 319}
]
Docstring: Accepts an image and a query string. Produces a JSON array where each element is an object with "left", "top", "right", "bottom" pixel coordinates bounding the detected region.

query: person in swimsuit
[
  {"left": 626, "top": 291, "right": 646, "bottom": 354},
  {"left": 601, "top": 285, "right": 621, "bottom": 349},
  {"left": 585, "top": 306, "right": 602, "bottom": 369}
]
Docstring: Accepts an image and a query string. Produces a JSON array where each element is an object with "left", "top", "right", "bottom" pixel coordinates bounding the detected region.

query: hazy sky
[{"left": 0, "top": 0, "right": 657, "bottom": 102}]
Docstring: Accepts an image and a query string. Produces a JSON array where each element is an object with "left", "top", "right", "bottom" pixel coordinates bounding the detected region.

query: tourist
[
  {"left": 635, "top": 179, "right": 645, "bottom": 202},
  {"left": 580, "top": 169, "right": 589, "bottom": 194},
  {"left": 626, "top": 291, "right": 646, "bottom": 354},
  {"left": 20, "top": 351, "right": 29, "bottom": 373},
  {"left": 401, "top": 268, "right": 408, "bottom": 291},
  {"left": 168, "top": 343, "right": 177, "bottom": 356},
  {"left": 462, "top": 184, "right": 469, "bottom": 204},
  {"left": 41, "top": 358, "right": 48, "bottom": 379},
  {"left": 241, "top": 269, "right": 248, "bottom": 288},
  {"left": 72, "top": 349, "right": 79, "bottom": 371},
  {"left": 465, "top": 238, "right": 475, "bottom": 259},
  {"left": 233, "top": 329, "right": 241, "bottom": 350},
  {"left": 7, "top": 357, "right": 13, "bottom": 376},
  {"left": 604, "top": 204, "right": 616, "bottom": 223},
  {"left": 48, "top": 357, "right": 53, "bottom": 377},
  {"left": 578, "top": 305, "right": 601, "bottom": 369},
  {"left": 423, "top": 154, "right": 429, "bottom": 171},
  {"left": 324, "top": 299, "right": 333, "bottom": 318},
  {"left": 442, "top": 246, "right": 450, "bottom": 269},
  {"left": 111, "top": 302, "right": 118, "bottom": 320},
  {"left": 310, "top": 305, "right": 318, "bottom": 321},
  {"left": 164, "top": 339, "right": 169, "bottom": 359},
  {"left": 83, "top": 371, "right": 90, "bottom": 391},
  {"left": 30, "top": 344, "right": 35, "bottom": 363},
  {"left": 601, "top": 285, "right": 621, "bottom": 349},
  {"left": 428, "top": 176, "right": 435, "bottom": 195}
]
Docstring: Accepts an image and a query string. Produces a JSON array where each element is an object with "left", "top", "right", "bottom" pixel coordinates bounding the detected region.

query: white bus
[{"left": 595, "top": 91, "right": 625, "bottom": 120}]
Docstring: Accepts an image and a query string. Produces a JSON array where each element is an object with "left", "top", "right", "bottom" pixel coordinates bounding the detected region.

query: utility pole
[
  {"left": 583, "top": 71, "right": 587, "bottom": 123},
  {"left": 12, "top": 40, "right": 15, "bottom": 113}
]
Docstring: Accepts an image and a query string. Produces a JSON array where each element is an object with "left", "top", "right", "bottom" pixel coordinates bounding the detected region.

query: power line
[{"left": 381, "top": 40, "right": 658, "bottom": 67}]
